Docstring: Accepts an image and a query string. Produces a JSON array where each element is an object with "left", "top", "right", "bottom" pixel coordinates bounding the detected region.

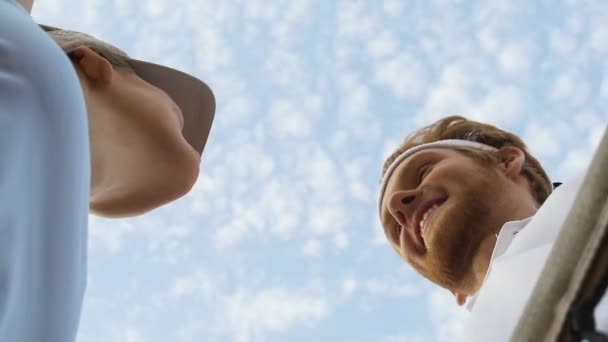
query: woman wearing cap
[{"left": 0, "top": 1, "right": 215, "bottom": 341}]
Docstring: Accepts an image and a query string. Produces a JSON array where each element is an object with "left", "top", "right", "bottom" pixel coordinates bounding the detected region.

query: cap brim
[
  {"left": 39, "top": 24, "right": 215, "bottom": 155},
  {"left": 130, "top": 60, "right": 215, "bottom": 155}
]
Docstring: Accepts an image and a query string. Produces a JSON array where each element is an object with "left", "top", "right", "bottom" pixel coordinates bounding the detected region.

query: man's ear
[
  {"left": 70, "top": 46, "right": 113, "bottom": 86},
  {"left": 451, "top": 290, "right": 467, "bottom": 306},
  {"left": 498, "top": 146, "right": 526, "bottom": 179}
]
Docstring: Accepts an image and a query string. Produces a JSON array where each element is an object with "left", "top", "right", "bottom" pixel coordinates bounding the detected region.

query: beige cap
[{"left": 40, "top": 24, "right": 216, "bottom": 155}]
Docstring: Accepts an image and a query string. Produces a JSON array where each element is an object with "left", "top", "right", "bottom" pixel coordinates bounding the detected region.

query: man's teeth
[{"left": 420, "top": 204, "right": 439, "bottom": 236}]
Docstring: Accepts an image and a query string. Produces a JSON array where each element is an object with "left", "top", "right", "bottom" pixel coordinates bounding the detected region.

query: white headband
[{"left": 378, "top": 139, "right": 499, "bottom": 218}]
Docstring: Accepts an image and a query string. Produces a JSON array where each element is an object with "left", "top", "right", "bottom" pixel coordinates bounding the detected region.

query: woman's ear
[
  {"left": 70, "top": 46, "right": 113, "bottom": 86},
  {"left": 498, "top": 146, "right": 526, "bottom": 179}
]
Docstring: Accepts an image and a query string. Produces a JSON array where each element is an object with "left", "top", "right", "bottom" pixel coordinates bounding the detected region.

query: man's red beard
[{"left": 420, "top": 187, "right": 492, "bottom": 291}]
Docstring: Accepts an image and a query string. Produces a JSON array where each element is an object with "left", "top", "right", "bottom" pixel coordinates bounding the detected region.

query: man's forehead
[
  {"left": 378, "top": 139, "right": 499, "bottom": 220},
  {"left": 388, "top": 147, "right": 454, "bottom": 177}
]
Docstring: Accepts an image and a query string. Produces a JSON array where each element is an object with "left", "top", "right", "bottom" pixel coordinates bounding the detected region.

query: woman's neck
[{"left": 17, "top": 0, "right": 33, "bottom": 13}]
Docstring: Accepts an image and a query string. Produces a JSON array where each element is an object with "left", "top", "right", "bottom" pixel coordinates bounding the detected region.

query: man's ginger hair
[{"left": 383, "top": 116, "right": 553, "bottom": 205}]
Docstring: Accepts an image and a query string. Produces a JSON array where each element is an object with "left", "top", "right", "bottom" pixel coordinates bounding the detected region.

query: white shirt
[
  {"left": 463, "top": 173, "right": 607, "bottom": 340},
  {"left": 0, "top": 1, "right": 90, "bottom": 341}
]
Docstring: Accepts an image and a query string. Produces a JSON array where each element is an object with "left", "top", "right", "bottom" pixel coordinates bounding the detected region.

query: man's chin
[{"left": 423, "top": 240, "right": 477, "bottom": 290}]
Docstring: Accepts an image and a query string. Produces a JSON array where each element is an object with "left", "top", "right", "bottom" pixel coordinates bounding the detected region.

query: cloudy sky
[{"left": 32, "top": 0, "right": 608, "bottom": 341}]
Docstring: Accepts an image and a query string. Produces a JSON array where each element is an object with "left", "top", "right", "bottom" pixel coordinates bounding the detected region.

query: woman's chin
[{"left": 89, "top": 165, "right": 199, "bottom": 218}]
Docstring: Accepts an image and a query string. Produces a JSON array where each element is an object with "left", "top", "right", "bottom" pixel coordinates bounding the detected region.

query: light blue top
[{"left": 0, "top": 1, "right": 90, "bottom": 341}]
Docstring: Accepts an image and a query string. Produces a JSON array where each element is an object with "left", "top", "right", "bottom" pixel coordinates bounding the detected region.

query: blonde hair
[{"left": 383, "top": 116, "right": 553, "bottom": 205}]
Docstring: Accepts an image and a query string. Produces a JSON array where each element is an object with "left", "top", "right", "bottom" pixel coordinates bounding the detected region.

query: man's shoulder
[
  {"left": 503, "top": 171, "right": 586, "bottom": 257},
  {"left": 551, "top": 172, "right": 587, "bottom": 197}
]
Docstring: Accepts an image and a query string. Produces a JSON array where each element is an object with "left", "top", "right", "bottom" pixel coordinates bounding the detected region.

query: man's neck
[{"left": 17, "top": 0, "right": 33, "bottom": 13}]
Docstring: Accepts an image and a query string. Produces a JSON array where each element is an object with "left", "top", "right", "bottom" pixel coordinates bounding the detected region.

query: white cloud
[
  {"left": 345, "top": 158, "right": 374, "bottom": 202},
  {"left": 269, "top": 96, "right": 323, "bottom": 139},
  {"left": 270, "top": 101, "right": 313, "bottom": 138},
  {"left": 590, "top": 23, "right": 608, "bottom": 54},
  {"left": 566, "top": 13, "right": 585, "bottom": 34},
  {"left": 214, "top": 219, "right": 249, "bottom": 249},
  {"left": 550, "top": 28, "right": 577, "bottom": 57},
  {"left": 367, "top": 30, "right": 400, "bottom": 59},
  {"left": 372, "top": 219, "right": 391, "bottom": 247},
  {"left": 337, "top": 1, "right": 378, "bottom": 41},
  {"left": 417, "top": 61, "right": 478, "bottom": 123},
  {"left": 498, "top": 40, "right": 534, "bottom": 78},
  {"left": 263, "top": 50, "right": 310, "bottom": 88},
  {"left": 31, "top": 0, "right": 64, "bottom": 17},
  {"left": 474, "top": 0, "right": 526, "bottom": 26},
  {"left": 468, "top": 85, "right": 526, "bottom": 127},
  {"left": 224, "top": 288, "right": 328, "bottom": 342},
  {"left": 270, "top": 0, "right": 313, "bottom": 47},
  {"left": 524, "top": 121, "right": 561, "bottom": 160},
  {"left": 350, "top": 181, "right": 372, "bottom": 202},
  {"left": 383, "top": 0, "right": 405, "bottom": 17},
  {"left": 366, "top": 276, "right": 422, "bottom": 298},
  {"left": 303, "top": 239, "right": 323, "bottom": 257},
  {"left": 308, "top": 203, "right": 347, "bottom": 235},
  {"left": 427, "top": 288, "right": 469, "bottom": 342},
  {"left": 335, "top": 72, "right": 383, "bottom": 144},
  {"left": 334, "top": 232, "right": 350, "bottom": 250},
  {"left": 88, "top": 216, "right": 135, "bottom": 254},
  {"left": 374, "top": 52, "right": 429, "bottom": 100},
  {"left": 305, "top": 148, "right": 342, "bottom": 202},
  {"left": 599, "top": 70, "right": 608, "bottom": 102},
  {"left": 432, "top": 0, "right": 465, "bottom": 6},
  {"left": 588, "top": 124, "right": 606, "bottom": 150},
  {"left": 243, "top": 0, "right": 281, "bottom": 21},
  {"left": 124, "top": 328, "right": 144, "bottom": 342},
  {"left": 595, "top": 295, "right": 608, "bottom": 333},
  {"left": 342, "top": 276, "right": 358, "bottom": 297},
  {"left": 552, "top": 69, "right": 591, "bottom": 108},
  {"left": 572, "top": 111, "right": 606, "bottom": 150},
  {"left": 556, "top": 147, "right": 595, "bottom": 180},
  {"left": 171, "top": 271, "right": 216, "bottom": 298},
  {"left": 145, "top": 0, "right": 164, "bottom": 17},
  {"left": 383, "top": 332, "right": 428, "bottom": 342},
  {"left": 221, "top": 95, "right": 257, "bottom": 128},
  {"left": 477, "top": 25, "right": 500, "bottom": 53}
]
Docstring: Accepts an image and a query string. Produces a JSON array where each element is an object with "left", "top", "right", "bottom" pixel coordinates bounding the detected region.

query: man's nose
[{"left": 387, "top": 189, "right": 421, "bottom": 228}]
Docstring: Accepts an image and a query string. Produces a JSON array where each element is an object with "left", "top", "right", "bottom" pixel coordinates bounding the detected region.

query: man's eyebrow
[
  {"left": 381, "top": 150, "right": 441, "bottom": 223},
  {"left": 380, "top": 152, "right": 428, "bottom": 220},
  {"left": 392, "top": 151, "right": 431, "bottom": 179}
]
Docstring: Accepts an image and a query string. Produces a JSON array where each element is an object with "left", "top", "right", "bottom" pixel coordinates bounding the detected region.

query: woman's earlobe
[{"left": 71, "top": 46, "right": 113, "bottom": 85}]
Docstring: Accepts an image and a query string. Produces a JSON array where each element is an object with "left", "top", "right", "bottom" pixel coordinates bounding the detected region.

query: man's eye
[{"left": 417, "top": 165, "right": 430, "bottom": 183}]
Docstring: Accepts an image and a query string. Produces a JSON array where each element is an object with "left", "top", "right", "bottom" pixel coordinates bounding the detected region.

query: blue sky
[{"left": 33, "top": 0, "right": 608, "bottom": 341}]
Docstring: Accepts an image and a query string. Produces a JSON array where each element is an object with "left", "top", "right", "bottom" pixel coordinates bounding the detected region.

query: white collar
[{"left": 465, "top": 217, "right": 533, "bottom": 311}]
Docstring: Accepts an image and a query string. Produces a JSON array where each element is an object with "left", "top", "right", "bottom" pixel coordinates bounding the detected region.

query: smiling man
[
  {"left": 1, "top": 1, "right": 214, "bottom": 341},
  {"left": 378, "top": 116, "right": 606, "bottom": 340}
]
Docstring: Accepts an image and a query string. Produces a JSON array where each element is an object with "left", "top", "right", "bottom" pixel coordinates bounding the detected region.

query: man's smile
[{"left": 414, "top": 197, "right": 447, "bottom": 246}]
